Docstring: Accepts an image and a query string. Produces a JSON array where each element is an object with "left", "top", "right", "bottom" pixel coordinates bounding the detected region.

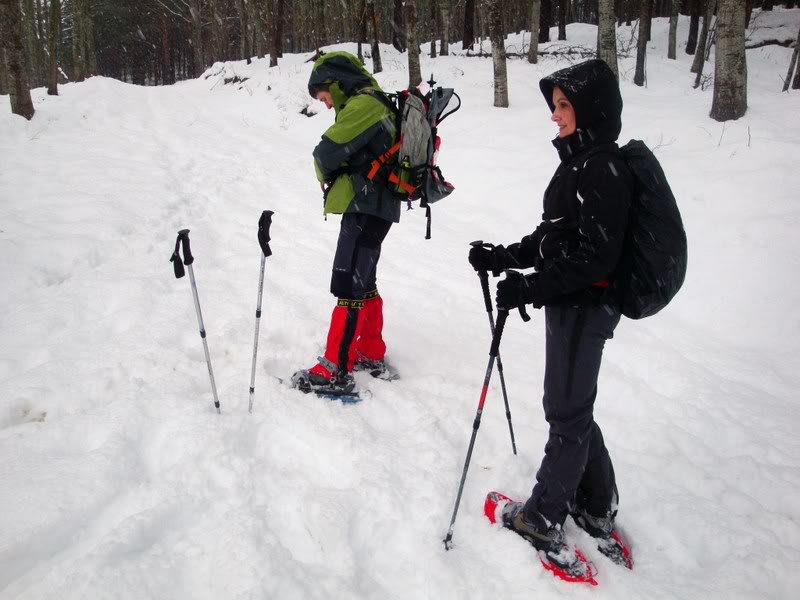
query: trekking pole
[
  {"left": 470, "top": 240, "right": 518, "bottom": 456},
  {"left": 443, "top": 282, "right": 530, "bottom": 550},
  {"left": 170, "top": 229, "right": 221, "bottom": 414},
  {"left": 249, "top": 210, "right": 274, "bottom": 414}
]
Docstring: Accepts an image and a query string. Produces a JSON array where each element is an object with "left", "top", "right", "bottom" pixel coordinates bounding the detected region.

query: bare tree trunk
[
  {"left": 634, "top": 0, "right": 652, "bottom": 86},
  {"left": 1, "top": 44, "right": 8, "bottom": 96},
  {"left": 72, "top": 0, "right": 85, "bottom": 81},
  {"left": 366, "top": 0, "right": 382, "bottom": 72},
  {"left": 270, "top": 0, "right": 285, "bottom": 67},
  {"left": 783, "top": 28, "right": 800, "bottom": 91},
  {"left": 47, "top": 0, "right": 60, "bottom": 94},
  {"left": 463, "top": 0, "right": 476, "bottom": 50},
  {"left": 357, "top": 0, "right": 367, "bottom": 61},
  {"left": 1, "top": 0, "right": 35, "bottom": 119},
  {"left": 486, "top": 0, "right": 508, "bottom": 107},
  {"left": 406, "top": 0, "right": 421, "bottom": 88},
  {"left": 686, "top": 0, "right": 700, "bottom": 54},
  {"left": 238, "top": 0, "right": 251, "bottom": 63},
  {"left": 393, "top": 0, "right": 405, "bottom": 52},
  {"left": 209, "top": 0, "right": 224, "bottom": 63},
  {"left": 691, "top": 0, "right": 714, "bottom": 74},
  {"left": 558, "top": 0, "right": 567, "bottom": 40},
  {"left": 539, "top": 0, "right": 552, "bottom": 43},
  {"left": 794, "top": 47, "right": 800, "bottom": 90},
  {"left": 22, "top": 0, "right": 40, "bottom": 86},
  {"left": 668, "top": 0, "right": 680, "bottom": 59},
  {"left": 711, "top": 0, "right": 747, "bottom": 120},
  {"left": 251, "top": 0, "right": 265, "bottom": 59},
  {"left": 440, "top": 1, "right": 450, "bottom": 55},
  {"left": 598, "top": 0, "right": 618, "bottom": 77},
  {"left": 528, "top": 0, "right": 541, "bottom": 63},
  {"left": 190, "top": 0, "right": 203, "bottom": 77},
  {"left": 430, "top": 0, "right": 439, "bottom": 58}
]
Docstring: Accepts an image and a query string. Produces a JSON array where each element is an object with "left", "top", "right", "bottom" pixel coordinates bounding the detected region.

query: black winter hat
[{"left": 539, "top": 59, "right": 623, "bottom": 143}]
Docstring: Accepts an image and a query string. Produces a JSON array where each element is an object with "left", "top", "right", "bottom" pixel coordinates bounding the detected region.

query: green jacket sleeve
[{"left": 313, "top": 95, "right": 391, "bottom": 181}]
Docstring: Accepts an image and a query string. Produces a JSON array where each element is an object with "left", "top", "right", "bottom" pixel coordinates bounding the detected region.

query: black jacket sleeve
[{"left": 531, "top": 154, "right": 633, "bottom": 304}]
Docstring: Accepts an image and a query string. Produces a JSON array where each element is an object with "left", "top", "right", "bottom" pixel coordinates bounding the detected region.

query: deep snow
[{"left": 1, "top": 13, "right": 800, "bottom": 600}]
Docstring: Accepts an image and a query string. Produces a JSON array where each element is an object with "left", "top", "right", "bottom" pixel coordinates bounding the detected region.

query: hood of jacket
[
  {"left": 308, "top": 51, "right": 382, "bottom": 115},
  {"left": 539, "top": 59, "right": 623, "bottom": 153}
]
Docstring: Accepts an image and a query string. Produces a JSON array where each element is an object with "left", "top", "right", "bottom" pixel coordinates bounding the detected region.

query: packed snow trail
[{"left": 2, "top": 16, "right": 800, "bottom": 600}]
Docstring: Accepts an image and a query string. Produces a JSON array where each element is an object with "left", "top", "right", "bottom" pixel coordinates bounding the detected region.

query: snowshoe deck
[
  {"left": 354, "top": 358, "right": 399, "bottom": 381},
  {"left": 594, "top": 530, "right": 633, "bottom": 569},
  {"left": 276, "top": 375, "right": 367, "bottom": 404},
  {"left": 484, "top": 491, "right": 598, "bottom": 586}
]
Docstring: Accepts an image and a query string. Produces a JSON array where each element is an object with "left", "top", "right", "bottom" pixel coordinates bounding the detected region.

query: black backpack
[
  {"left": 580, "top": 140, "right": 687, "bottom": 319},
  {"left": 610, "top": 140, "right": 687, "bottom": 319}
]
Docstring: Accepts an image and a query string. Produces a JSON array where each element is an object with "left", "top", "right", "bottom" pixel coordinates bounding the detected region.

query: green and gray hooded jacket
[{"left": 308, "top": 52, "right": 401, "bottom": 223}]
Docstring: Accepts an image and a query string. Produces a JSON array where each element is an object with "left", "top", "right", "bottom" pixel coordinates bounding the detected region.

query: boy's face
[{"left": 316, "top": 90, "right": 334, "bottom": 110}]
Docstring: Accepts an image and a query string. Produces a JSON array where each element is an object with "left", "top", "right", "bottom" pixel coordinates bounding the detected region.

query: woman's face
[{"left": 551, "top": 86, "right": 576, "bottom": 138}]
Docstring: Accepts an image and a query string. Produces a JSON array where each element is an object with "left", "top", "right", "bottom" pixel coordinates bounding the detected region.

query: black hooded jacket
[{"left": 502, "top": 59, "right": 633, "bottom": 307}]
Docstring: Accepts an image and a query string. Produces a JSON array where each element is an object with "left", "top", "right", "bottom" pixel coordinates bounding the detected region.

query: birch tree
[
  {"left": 710, "top": 0, "right": 747, "bottom": 120},
  {"left": 598, "top": 0, "right": 618, "bottom": 78},
  {"left": 406, "top": 0, "right": 422, "bottom": 88},
  {"left": 486, "top": 0, "right": 508, "bottom": 107},
  {"left": 634, "top": 0, "right": 653, "bottom": 86},
  {"left": 527, "top": 0, "right": 541, "bottom": 63}
]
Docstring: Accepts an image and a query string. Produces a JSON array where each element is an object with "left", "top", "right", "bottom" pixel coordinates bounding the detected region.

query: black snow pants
[
  {"left": 330, "top": 213, "right": 392, "bottom": 299},
  {"left": 523, "top": 302, "right": 621, "bottom": 526}
]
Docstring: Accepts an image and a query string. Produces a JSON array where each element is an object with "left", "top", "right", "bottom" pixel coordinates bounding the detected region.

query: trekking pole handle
[
  {"left": 502, "top": 270, "right": 532, "bottom": 323},
  {"left": 490, "top": 310, "right": 509, "bottom": 357},
  {"left": 478, "top": 270, "right": 492, "bottom": 314},
  {"left": 178, "top": 229, "right": 194, "bottom": 265},
  {"left": 170, "top": 229, "right": 193, "bottom": 279},
  {"left": 258, "top": 210, "right": 274, "bottom": 257}
]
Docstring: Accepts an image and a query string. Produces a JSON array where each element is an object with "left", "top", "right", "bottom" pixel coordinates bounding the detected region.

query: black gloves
[
  {"left": 496, "top": 273, "right": 541, "bottom": 312},
  {"left": 468, "top": 244, "right": 508, "bottom": 277}
]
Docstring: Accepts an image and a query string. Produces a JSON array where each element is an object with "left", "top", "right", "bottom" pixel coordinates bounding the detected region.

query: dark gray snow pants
[{"left": 523, "top": 302, "right": 621, "bottom": 525}]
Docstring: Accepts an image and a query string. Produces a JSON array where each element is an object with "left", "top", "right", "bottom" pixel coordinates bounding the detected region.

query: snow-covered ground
[{"left": 2, "top": 13, "right": 799, "bottom": 600}]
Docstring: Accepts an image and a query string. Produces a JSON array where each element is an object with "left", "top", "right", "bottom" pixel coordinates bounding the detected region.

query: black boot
[
  {"left": 571, "top": 507, "right": 633, "bottom": 569},
  {"left": 501, "top": 502, "right": 590, "bottom": 578}
]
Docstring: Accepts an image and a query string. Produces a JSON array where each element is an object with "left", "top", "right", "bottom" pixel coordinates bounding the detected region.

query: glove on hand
[
  {"left": 496, "top": 273, "right": 541, "bottom": 312},
  {"left": 468, "top": 244, "right": 508, "bottom": 277}
]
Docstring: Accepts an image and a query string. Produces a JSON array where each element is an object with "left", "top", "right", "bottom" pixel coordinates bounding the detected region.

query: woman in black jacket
[{"left": 470, "top": 59, "right": 633, "bottom": 573}]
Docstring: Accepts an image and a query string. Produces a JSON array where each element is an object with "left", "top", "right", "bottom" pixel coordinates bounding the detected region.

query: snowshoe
[
  {"left": 571, "top": 508, "right": 633, "bottom": 569},
  {"left": 485, "top": 491, "right": 598, "bottom": 586},
  {"left": 290, "top": 369, "right": 361, "bottom": 403},
  {"left": 353, "top": 357, "right": 399, "bottom": 381}
]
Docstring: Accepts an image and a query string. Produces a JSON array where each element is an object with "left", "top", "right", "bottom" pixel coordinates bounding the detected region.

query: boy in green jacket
[{"left": 291, "top": 52, "right": 400, "bottom": 396}]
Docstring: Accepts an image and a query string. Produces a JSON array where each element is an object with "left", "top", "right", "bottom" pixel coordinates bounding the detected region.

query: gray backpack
[{"left": 362, "top": 85, "right": 461, "bottom": 237}]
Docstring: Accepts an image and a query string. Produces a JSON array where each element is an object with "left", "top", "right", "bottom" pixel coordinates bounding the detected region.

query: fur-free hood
[
  {"left": 539, "top": 59, "right": 623, "bottom": 145},
  {"left": 307, "top": 51, "right": 381, "bottom": 113}
]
